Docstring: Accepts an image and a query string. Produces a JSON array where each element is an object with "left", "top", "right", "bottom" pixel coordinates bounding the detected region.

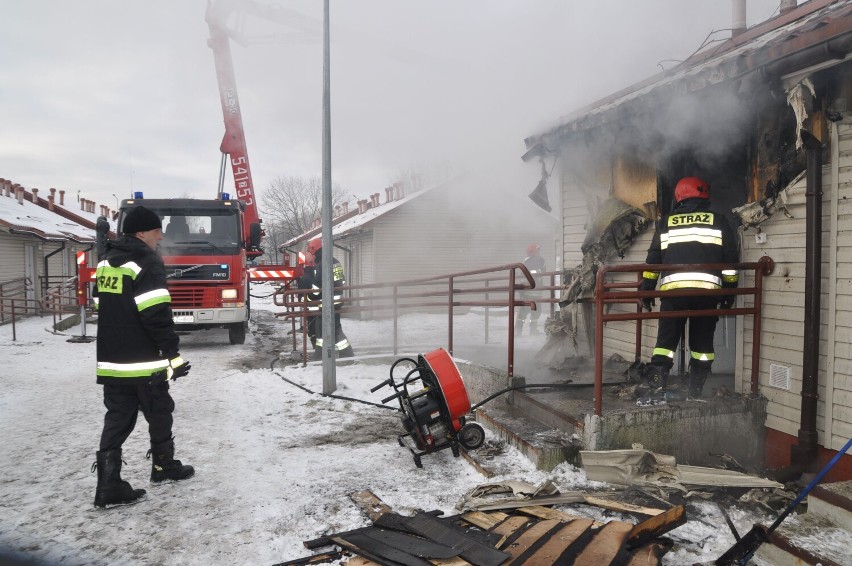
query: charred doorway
[{"left": 656, "top": 145, "right": 749, "bottom": 375}]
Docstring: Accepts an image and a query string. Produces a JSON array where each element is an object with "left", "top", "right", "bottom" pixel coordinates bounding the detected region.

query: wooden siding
[
  {"left": 0, "top": 234, "right": 26, "bottom": 285},
  {"left": 739, "top": 121, "right": 852, "bottom": 452}
]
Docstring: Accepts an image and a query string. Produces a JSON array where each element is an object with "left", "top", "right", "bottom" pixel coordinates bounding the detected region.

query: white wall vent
[{"left": 768, "top": 364, "right": 792, "bottom": 390}]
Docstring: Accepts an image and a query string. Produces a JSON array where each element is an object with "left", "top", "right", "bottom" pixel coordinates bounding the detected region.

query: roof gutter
[{"left": 9, "top": 228, "right": 89, "bottom": 244}]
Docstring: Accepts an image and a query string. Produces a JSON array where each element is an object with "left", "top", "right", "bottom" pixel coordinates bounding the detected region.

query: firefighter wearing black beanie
[
  {"left": 122, "top": 205, "right": 162, "bottom": 234},
  {"left": 91, "top": 203, "right": 194, "bottom": 508}
]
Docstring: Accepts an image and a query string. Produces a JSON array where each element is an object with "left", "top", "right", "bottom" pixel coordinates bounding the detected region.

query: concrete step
[
  {"left": 755, "top": 480, "right": 852, "bottom": 566},
  {"left": 475, "top": 404, "right": 577, "bottom": 471},
  {"left": 809, "top": 480, "right": 852, "bottom": 530}
]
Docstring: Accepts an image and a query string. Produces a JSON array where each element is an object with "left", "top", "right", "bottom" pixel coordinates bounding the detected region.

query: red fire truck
[{"left": 78, "top": 0, "right": 302, "bottom": 344}]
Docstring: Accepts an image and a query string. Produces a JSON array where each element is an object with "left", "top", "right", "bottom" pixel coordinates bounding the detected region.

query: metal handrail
[
  {"left": 592, "top": 256, "right": 775, "bottom": 415},
  {"left": 0, "top": 277, "right": 41, "bottom": 341},
  {"left": 273, "top": 262, "right": 540, "bottom": 375},
  {"left": 40, "top": 276, "right": 83, "bottom": 326}
]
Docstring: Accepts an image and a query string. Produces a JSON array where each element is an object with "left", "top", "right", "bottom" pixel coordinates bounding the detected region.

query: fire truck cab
[{"left": 117, "top": 193, "right": 258, "bottom": 345}]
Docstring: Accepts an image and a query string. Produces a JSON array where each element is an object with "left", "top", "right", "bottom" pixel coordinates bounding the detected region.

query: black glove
[
  {"left": 167, "top": 356, "right": 191, "bottom": 381},
  {"left": 719, "top": 296, "right": 735, "bottom": 310},
  {"left": 639, "top": 278, "right": 657, "bottom": 311}
]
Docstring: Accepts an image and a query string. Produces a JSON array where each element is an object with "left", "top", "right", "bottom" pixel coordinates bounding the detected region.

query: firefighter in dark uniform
[
  {"left": 515, "top": 243, "right": 546, "bottom": 336},
  {"left": 92, "top": 205, "right": 194, "bottom": 508},
  {"left": 306, "top": 237, "right": 354, "bottom": 360},
  {"left": 640, "top": 177, "right": 738, "bottom": 401}
]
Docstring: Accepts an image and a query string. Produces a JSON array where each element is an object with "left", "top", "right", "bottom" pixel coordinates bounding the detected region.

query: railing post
[
  {"left": 11, "top": 299, "right": 17, "bottom": 342},
  {"left": 508, "top": 268, "right": 516, "bottom": 378},
  {"left": 447, "top": 276, "right": 454, "bottom": 356},
  {"left": 484, "top": 280, "right": 490, "bottom": 344},
  {"left": 594, "top": 268, "right": 604, "bottom": 416},
  {"left": 393, "top": 284, "right": 399, "bottom": 355}
]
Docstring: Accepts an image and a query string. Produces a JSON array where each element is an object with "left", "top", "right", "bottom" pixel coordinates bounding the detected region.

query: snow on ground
[{"left": 0, "top": 289, "right": 773, "bottom": 565}]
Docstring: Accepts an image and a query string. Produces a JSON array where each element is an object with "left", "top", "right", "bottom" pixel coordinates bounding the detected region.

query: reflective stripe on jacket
[
  {"left": 94, "top": 236, "right": 179, "bottom": 385},
  {"left": 642, "top": 198, "right": 739, "bottom": 292}
]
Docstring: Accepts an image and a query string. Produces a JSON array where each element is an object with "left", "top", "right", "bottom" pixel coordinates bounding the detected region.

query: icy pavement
[{"left": 0, "top": 294, "right": 777, "bottom": 565}]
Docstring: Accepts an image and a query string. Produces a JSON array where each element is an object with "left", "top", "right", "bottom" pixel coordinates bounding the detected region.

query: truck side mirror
[{"left": 249, "top": 222, "right": 262, "bottom": 249}]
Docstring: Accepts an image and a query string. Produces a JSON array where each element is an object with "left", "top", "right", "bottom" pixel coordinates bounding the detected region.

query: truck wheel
[{"left": 229, "top": 322, "right": 246, "bottom": 345}]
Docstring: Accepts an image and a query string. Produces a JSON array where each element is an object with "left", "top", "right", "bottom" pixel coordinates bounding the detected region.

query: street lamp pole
[{"left": 321, "top": 0, "right": 336, "bottom": 394}]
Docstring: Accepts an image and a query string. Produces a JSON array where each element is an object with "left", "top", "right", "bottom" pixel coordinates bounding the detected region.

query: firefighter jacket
[
  {"left": 93, "top": 235, "right": 180, "bottom": 385},
  {"left": 307, "top": 249, "right": 345, "bottom": 308},
  {"left": 642, "top": 198, "right": 739, "bottom": 291},
  {"left": 523, "top": 254, "right": 546, "bottom": 285}
]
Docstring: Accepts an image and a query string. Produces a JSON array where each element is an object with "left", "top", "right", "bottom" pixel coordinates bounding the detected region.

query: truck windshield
[{"left": 154, "top": 209, "right": 240, "bottom": 256}]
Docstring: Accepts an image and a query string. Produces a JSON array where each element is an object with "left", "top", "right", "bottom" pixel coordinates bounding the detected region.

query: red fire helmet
[
  {"left": 674, "top": 177, "right": 710, "bottom": 202},
  {"left": 526, "top": 243, "right": 540, "bottom": 256},
  {"left": 306, "top": 237, "right": 322, "bottom": 255}
]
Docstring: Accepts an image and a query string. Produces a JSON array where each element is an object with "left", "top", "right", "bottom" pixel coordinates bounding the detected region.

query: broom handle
[{"left": 767, "top": 435, "right": 852, "bottom": 535}]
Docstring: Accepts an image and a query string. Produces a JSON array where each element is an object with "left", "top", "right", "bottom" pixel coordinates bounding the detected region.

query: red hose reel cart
[{"left": 372, "top": 348, "right": 486, "bottom": 468}]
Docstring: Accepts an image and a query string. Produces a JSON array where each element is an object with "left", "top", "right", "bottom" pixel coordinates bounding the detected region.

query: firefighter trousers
[
  {"left": 99, "top": 380, "right": 175, "bottom": 451},
  {"left": 651, "top": 295, "right": 719, "bottom": 371},
  {"left": 314, "top": 311, "right": 354, "bottom": 355}
]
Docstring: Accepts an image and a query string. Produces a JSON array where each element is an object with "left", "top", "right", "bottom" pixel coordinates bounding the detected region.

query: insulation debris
[
  {"left": 580, "top": 449, "right": 783, "bottom": 492},
  {"left": 732, "top": 170, "right": 801, "bottom": 229},
  {"left": 539, "top": 198, "right": 649, "bottom": 362}
]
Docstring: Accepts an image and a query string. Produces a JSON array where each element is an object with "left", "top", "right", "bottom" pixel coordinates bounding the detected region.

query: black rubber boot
[
  {"left": 149, "top": 438, "right": 194, "bottom": 483},
  {"left": 339, "top": 345, "right": 355, "bottom": 358},
  {"left": 688, "top": 366, "right": 710, "bottom": 399},
  {"left": 645, "top": 365, "right": 670, "bottom": 389},
  {"left": 637, "top": 365, "right": 670, "bottom": 406},
  {"left": 93, "top": 449, "right": 146, "bottom": 508}
]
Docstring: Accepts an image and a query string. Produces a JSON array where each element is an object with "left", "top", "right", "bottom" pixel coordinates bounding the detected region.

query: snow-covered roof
[
  {"left": 281, "top": 181, "right": 442, "bottom": 249},
  {"left": 0, "top": 186, "right": 99, "bottom": 242},
  {"left": 525, "top": 0, "right": 852, "bottom": 153}
]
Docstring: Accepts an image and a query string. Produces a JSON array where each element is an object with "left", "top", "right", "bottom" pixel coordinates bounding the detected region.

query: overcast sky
[{"left": 1, "top": 0, "right": 783, "bottom": 215}]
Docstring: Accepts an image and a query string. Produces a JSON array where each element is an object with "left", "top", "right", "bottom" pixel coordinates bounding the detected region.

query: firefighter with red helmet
[
  {"left": 515, "top": 243, "right": 546, "bottom": 336},
  {"left": 303, "top": 237, "right": 354, "bottom": 360},
  {"left": 639, "top": 177, "right": 738, "bottom": 402}
]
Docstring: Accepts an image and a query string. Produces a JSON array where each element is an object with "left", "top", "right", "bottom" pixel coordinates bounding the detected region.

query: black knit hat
[{"left": 122, "top": 206, "right": 162, "bottom": 234}]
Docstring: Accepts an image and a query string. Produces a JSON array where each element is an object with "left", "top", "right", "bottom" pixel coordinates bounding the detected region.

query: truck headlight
[{"left": 221, "top": 288, "right": 238, "bottom": 299}]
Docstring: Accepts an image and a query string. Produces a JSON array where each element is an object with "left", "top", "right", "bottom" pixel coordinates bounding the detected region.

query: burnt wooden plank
[
  {"left": 404, "top": 512, "right": 511, "bottom": 566},
  {"left": 460, "top": 511, "right": 508, "bottom": 530},
  {"left": 429, "top": 559, "right": 472, "bottom": 566},
  {"left": 524, "top": 519, "right": 596, "bottom": 564},
  {"left": 573, "top": 521, "right": 634, "bottom": 565},
  {"left": 625, "top": 542, "right": 667, "bottom": 565},
  {"left": 350, "top": 490, "right": 394, "bottom": 522},
  {"left": 515, "top": 505, "right": 603, "bottom": 526},
  {"left": 583, "top": 496, "right": 665, "bottom": 517},
  {"left": 503, "top": 519, "right": 562, "bottom": 564},
  {"left": 626, "top": 505, "right": 686, "bottom": 550},
  {"left": 273, "top": 549, "right": 344, "bottom": 565},
  {"left": 490, "top": 515, "right": 532, "bottom": 548},
  {"left": 459, "top": 447, "right": 497, "bottom": 478},
  {"left": 330, "top": 536, "right": 404, "bottom": 566},
  {"left": 342, "top": 532, "right": 433, "bottom": 566}
]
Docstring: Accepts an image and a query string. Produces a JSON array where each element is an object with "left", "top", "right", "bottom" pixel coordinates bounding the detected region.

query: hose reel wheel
[{"left": 458, "top": 422, "right": 485, "bottom": 450}]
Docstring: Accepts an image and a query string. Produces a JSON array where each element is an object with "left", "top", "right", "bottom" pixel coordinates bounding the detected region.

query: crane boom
[{"left": 206, "top": 4, "right": 261, "bottom": 257}]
